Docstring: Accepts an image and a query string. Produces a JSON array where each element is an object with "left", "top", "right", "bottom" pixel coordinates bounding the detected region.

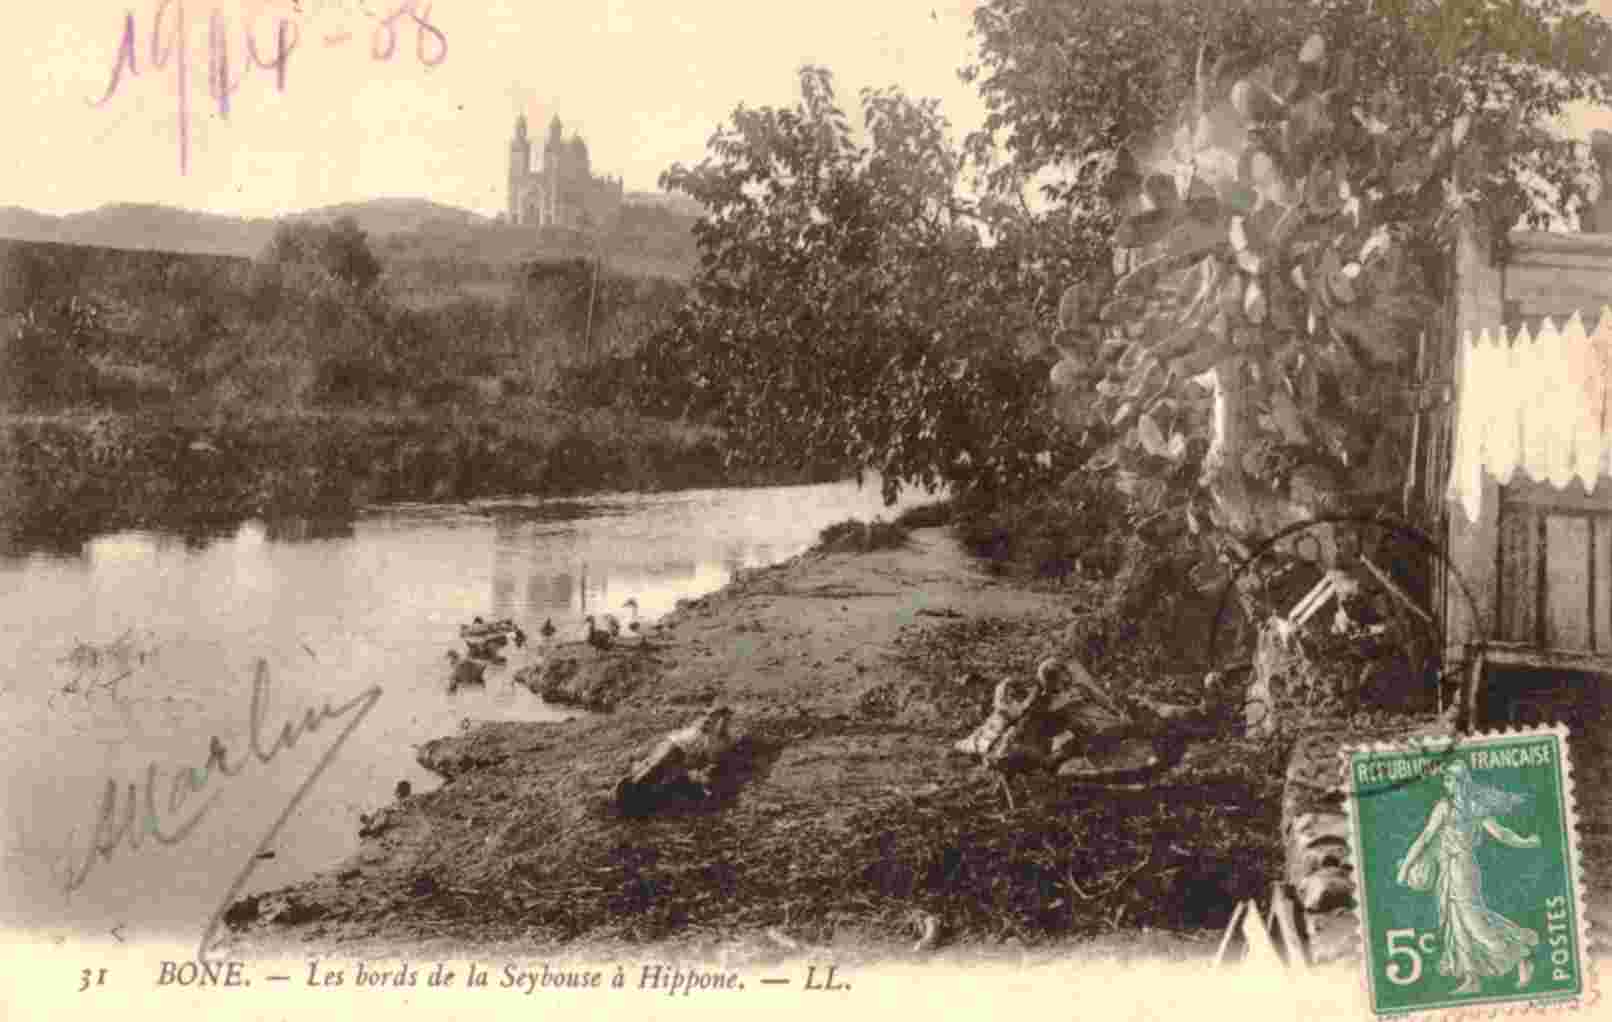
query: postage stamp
[{"left": 1344, "top": 724, "right": 1593, "bottom": 1017}]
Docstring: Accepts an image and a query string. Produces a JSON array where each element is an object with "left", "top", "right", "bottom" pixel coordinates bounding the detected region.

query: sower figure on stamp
[{"left": 1395, "top": 762, "right": 1542, "bottom": 996}]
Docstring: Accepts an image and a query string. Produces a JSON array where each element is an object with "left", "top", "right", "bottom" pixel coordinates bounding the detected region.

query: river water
[{"left": 0, "top": 479, "right": 929, "bottom": 946}]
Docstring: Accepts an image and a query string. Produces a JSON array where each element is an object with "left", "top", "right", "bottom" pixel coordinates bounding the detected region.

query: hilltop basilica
[{"left": 507, "top": 114, "right": 625, "bottom": 230}]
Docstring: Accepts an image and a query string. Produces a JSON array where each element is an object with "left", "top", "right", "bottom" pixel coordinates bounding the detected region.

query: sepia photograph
[{"left": 3, "top": 1, "right": 1612, "bottom": 1018}]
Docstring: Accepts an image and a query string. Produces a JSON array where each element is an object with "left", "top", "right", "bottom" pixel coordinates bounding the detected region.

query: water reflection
[
  {"left": 0, "top": 478, "right": 934, "bottom": 942},
  {"left": 260, "top": 516, "right": 356, "bottom": 544}
]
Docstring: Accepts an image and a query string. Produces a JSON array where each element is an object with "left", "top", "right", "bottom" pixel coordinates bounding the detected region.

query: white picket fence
[{"left": 1447, "top": 306, "right": 1612, "bottom": 523}]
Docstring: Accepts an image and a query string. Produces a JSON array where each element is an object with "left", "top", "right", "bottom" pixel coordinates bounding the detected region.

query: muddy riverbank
[{"left": 213, "top": 528, "right": 1303, "bottom": 962}]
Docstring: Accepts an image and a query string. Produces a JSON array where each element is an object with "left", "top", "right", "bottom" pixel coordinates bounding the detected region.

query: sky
[
  {"left": 4, "top": 0, "right": 989, "bottom": 218},
  {"left": 4, "top": 0, "right": 1610, "bottom": 221}
]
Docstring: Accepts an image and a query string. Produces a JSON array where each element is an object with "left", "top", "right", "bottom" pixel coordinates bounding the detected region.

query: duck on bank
[
  {"left": 445, "top": 649, "right": 486, "bottom": 691},
  {"left": 460, "top": 616, "right": 526, "bottom": 660},
  {"left": 582, "top": 615, "right": 613, "bottom": 650}
]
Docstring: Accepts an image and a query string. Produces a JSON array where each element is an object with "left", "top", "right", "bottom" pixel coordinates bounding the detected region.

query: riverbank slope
[{"left": 219, "top": 525, "right": 1287, "bottom": 964}]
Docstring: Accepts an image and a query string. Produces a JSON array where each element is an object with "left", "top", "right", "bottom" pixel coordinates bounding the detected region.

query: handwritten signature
[
  {"left": 60, "top": 658, "right": 382, "bottom": 960},
  {"left": 90, "top": 0, "right": 448, "bottom": 174}
]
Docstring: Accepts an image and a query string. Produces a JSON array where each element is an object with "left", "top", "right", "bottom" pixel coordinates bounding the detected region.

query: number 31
[{"left": 1385, "top": 928, "right": 1438, "bottom": 985}]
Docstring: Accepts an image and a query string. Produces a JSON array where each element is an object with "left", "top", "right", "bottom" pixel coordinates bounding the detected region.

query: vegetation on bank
[
  {"left": 812, "top": 516, "right": 914, "bottom": 554},
  {"left": 808, "top": 501, "right": 959, "bottom": 554},
  {"left": 0, "top": 229, "right": 686, "bottom": 413},
  {"left": 643, "top": 69, "right": 1077, "bottom": 507},
  {"left": 637, "top": 0, "right": 1612, "bottom": 692},
  {"left": 652, "top": 3, "right": 1609, "bottom": 520},
  {"left": 0, "top": 407, "right": 838, "bottom": 552},
  {"left": 0, "top": 221, "right": 804, "bottom": 550}
]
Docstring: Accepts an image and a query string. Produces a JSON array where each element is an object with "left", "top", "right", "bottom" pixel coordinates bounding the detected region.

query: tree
[
  {"left": 263, "top": 216, "right": 382, "bottom": 293},
  {"left": 654, "top": 66, "right": 1068, "bottom": 501},
  {"left": 968, "top": 0, "right": 1612, "bottom": 538},
  {"left": 320, "top": 216, "right": 383, "bottom": 293}
]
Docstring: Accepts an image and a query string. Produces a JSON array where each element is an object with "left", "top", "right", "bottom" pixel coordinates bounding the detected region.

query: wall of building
[{"left": 1443, "top": 227, "right": 1612, "bottom": 680}]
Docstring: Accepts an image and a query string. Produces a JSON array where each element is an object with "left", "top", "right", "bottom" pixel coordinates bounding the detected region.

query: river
[{"left": 0, "top": 478, "right": 931, "bottom": 945}]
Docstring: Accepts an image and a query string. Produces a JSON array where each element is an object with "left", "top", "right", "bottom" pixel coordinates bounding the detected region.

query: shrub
[
  {"left": 814, "top": 517, "right": 910, "bottom": 554},
  {"left": 0, "top": 299, "right": 104, "bottom": 409}
]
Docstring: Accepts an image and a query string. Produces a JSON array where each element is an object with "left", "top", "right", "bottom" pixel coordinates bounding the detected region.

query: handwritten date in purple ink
[{"left": 91, "top": 0, "right": 447, "bottom": 175}]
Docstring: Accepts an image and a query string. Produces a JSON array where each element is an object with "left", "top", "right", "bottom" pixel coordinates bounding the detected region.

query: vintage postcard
[{"left": 4, "top": 1, "right": 1612, "bottom": 1020}]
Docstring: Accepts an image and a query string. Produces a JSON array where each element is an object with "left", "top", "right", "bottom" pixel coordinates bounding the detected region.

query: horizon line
[{"left": 0, "top": 189, "right": 704, "bottom": 223}]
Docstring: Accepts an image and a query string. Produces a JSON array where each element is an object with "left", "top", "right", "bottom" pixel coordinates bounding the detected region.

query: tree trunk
[
  {"left": 1203, "top": 356, "right": 1347, "bottom": 543},
  {"left": 1202, "top": 356, "right": 1275, "bottom": 537}
]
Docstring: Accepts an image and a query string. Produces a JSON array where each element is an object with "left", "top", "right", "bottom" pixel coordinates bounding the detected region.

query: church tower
[
  {"left": 543, "top": 115, "right": 566, "bottom": 225},
  {"left": 507, "top": 108, "right": 623, "bottom": 231},
  {"left": 508, "top": 114, "right": 531, "bottom": 223}
]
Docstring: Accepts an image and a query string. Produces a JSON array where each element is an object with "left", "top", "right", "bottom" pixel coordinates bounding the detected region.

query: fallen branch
[{"left": 1065, "top": 849, "right": 1152, "bottom": 901}]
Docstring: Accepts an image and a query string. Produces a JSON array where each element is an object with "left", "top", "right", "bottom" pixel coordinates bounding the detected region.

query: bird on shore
[
  {"left": 623, "top": 597, "right": 645, "bottom": 643},
  {"left": 512, "top": 662, "right": 544, "bottom": 694},
  {"left": 540, "top": 617, "right": 557, "bottom": 641},
  {"left": 461, "top": 616, "right": 524, "bottom": 654},
  {"left": 488, "top": 617, "right": 526, "bottom": 648},
  {"left": 583, "top": 615, "right": 613, "bottom": 650},
  {"left": 446, "top": 649, "right": 486, "bottom": 691},
  {"left": 465, "top": 635, "right": 509, "bottom": 662}
]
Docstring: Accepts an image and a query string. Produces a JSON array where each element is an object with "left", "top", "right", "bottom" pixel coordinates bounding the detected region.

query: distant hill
[
  {"left": 625, "top": 190, "right": 708, "bottom": 220},
  {"left": 0, "top": 206, "right": 65, "bottom": 243},
  {"left": 0, "top": 202, "right": 274, "bottom": 257},
  {"left": 287, "top": 197, "right": 493, "bottom": 237},
  {"left": 63, "top": 203, "right": 272, "bottom": 257},
  {"left": 0, "top": 194, "right": 702, "bottom": 279}
]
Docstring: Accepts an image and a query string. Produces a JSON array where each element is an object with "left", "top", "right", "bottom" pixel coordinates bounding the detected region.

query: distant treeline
[
  {"left": 378, "top": 202, "right": 698, "bottom": 289},
  {"left": 0, "top": 407, "right": 837, "bottom": 554},
  {"left": 0, "top": 231, "right": 684, "bottom": 414},
  {"left": 0, "top": 223, "right": 822, "bottom": 550}
]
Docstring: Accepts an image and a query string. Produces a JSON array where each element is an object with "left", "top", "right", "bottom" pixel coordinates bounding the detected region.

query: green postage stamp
[{"left": 1345, "top": 724, "right": 1593, "bottom": 1016}]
